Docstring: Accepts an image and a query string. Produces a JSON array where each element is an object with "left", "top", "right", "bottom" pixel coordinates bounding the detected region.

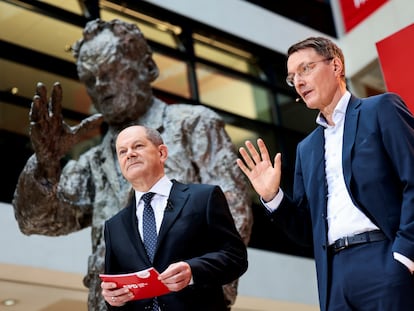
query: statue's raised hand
[{"left": 29, "top": 82, "right": 103, "bottom": 181}]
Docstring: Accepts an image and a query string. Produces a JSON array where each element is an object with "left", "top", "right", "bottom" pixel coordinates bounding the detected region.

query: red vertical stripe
[{"left": 376, "top": 23, "right": 414, "bottom": 114}]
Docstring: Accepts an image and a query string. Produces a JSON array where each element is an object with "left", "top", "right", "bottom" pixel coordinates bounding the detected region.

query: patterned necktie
[
  {"left": 142, "top": 192, "right": 157, "bottom": 263},
  {"left": 141, "top": 192, "right": 159, "bottom": 311}
]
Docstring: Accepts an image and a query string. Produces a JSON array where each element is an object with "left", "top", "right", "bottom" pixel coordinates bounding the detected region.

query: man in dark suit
[
  {"left": 101, "top": 125, "right": 247, "bottom": 310},
  {"left": 13, "top": 19, "right": 252, "bottom": 310},
  {"left": 237, "top": 37, "right": 414, "bottom": 311}
]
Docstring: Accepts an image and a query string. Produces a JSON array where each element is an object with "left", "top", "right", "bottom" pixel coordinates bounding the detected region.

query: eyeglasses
[{"left": 286, "top": 57, "right": 333, "bottom": 87}]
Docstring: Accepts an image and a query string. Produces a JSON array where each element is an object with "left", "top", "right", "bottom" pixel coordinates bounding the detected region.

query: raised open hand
[
  {"left": 29, "top": 82, "right": 103, "bottom": 180},
  {"left": 236, "top": 138, "right": 282, "bottom": 202}
]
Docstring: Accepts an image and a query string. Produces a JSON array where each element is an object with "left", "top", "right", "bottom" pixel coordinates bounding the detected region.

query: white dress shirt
[
  {"left": 319, "top": 91, "right": 378, "bottom": 244},
  {"left": 135, "top": 175, "right": 173, "bottom": 238},
  {"left": 135, "top": 176, "right": 196, "bottom": 288}
]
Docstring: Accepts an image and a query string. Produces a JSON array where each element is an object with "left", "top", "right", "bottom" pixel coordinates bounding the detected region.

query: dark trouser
[{"left": 327, "top": 239, "right": 414, "bottom": 311}]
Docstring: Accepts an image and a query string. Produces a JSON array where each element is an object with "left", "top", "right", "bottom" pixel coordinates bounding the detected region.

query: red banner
[
  {"left": 340, "top": 0, "right": 388, "bottom": 32},
  {"left": 376, "top": 23, "right": 414, "bottom": 114}
]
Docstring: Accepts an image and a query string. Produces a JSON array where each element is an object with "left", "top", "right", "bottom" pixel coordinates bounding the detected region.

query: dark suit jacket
[
  {"left": 269, "top": 93, "right": 414, "bottom": 311},
  {"left": 104, "top": 180, "right": 248, "bottom": 311}
]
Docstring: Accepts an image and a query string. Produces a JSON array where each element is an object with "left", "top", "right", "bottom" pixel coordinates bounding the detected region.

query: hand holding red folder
[{"left": 99, "top": 267, "right": 171, "bottom": 300}]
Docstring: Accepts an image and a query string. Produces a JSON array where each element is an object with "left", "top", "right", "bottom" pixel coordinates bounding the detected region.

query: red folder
[{"left": 99, "top": 267, "right": 171, "bottom": 300}]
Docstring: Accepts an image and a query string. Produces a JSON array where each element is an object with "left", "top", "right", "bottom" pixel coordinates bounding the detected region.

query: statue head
[{"left": 72, "top": 19, "right": 159, "bottom": 127}]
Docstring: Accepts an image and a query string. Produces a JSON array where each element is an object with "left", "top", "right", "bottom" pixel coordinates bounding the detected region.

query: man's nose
[
  {"left": 126, "top": 149, "right": 137, "bottom": 158},
  {"left": 293, "top": 74, "right": 305, "bottom": 87}
]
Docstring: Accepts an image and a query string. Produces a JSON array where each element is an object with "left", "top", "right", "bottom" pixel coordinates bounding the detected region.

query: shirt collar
[
  {"left": 135, "top": 175, "right": 173, "bottom": 201},
  {"left": 316, "top": 91, "right": 351, "bottom": 128}
]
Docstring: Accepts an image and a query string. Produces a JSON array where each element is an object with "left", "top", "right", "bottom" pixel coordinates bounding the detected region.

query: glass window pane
[
  {"left": 152, "top": 54, "right": 191, "bottom": 98},
  {"left": 196, "top": 63, "right": 273, "bottom": 122},
  {"left": 0, "top": 101, "right": 96, "bottom": 139},
  {"left": 194, "top": 42, "right": 249, "bottom": 73},
  {"left": 100, "top": 2, "right": 180, "bottom": 49},
  {"left": 0, "top": 2, "right": 82, "bottom": 62},
  {"left": 0, "top": 103, "right": 30, "bottom": 136},
  {"left": 40, "top": 0, "right": 84, "bottom": 14},
  {"left": 0, "top": 1, "right": 179, "bottom": 63},
  {"left": 277, "top": 93, "right": 318, "bottom": 134},
  {"left": 194, "top": 34, "right": 262, "bottom": 78},
  {"left": 0, "top": 59, "right": 93, "bottom": 115},
  {"left": 225, "top": 124, "right": 259, "bottom": 149}
]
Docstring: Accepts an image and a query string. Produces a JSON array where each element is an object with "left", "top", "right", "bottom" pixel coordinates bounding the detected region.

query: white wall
[
  {"left": 0, "top": 201, "right": 318, "bottom": 306},
  {"left": 145, "top": 0, "right": 330, "bottom": 54},
  {"left": 0, "top": 202, "right": 90, "bottom": 275}
]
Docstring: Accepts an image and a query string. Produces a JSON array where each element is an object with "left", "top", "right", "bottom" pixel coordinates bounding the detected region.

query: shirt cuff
[
  {"left": 261, "top": 189, "right": 284, "bottom": 213},
  {"left": 394, "top": 252, "right": 414, "bottom": 273}
]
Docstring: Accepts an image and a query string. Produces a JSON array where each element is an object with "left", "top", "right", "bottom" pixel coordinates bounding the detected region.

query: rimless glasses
[{"left": 286, "top": 57, "right": 333, "bottom": 87}]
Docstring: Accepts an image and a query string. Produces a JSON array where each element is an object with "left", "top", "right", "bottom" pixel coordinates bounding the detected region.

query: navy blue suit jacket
[
  {"left": 269, "top": 93, "right": 414, "bottom": 311},
  {"left": 104, "top": 180, "right": 247, "bottom": 311}
]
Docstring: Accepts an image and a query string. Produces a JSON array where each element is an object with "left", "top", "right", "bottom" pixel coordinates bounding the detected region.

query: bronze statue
[{"left": 13, "top": 19, "right": 252, "bottom": 310}]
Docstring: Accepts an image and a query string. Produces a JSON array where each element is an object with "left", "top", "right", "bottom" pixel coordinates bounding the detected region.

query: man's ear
[
  {"left": 332, "top": 57, "right": 344, "bottom": 77},
  {"left": 143, "top": 54, "right": 159, "bottom": 82},
  {"left": 159, "top": 144, "right": 168, "bottom": 161}
]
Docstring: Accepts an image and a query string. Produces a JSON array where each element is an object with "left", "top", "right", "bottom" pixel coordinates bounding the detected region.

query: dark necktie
[
  {"left": 142, "top": 192, "right": 157, "bottom": 262},
  {"left": 142, "top": 192, "right": 159, "bottom": 311}
]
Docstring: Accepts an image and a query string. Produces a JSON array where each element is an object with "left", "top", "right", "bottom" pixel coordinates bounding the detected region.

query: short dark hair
[{"left": 287, "top": 37, "right": 345, "bottom": 78}]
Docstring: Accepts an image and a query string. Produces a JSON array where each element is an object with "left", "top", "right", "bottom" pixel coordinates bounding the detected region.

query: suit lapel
[
  {"left": 122, "top": 182, "right": 190, "bottom": 265},
  {"left": 157, "top": 181, "right": 189, "bottom": 245},
  {"left": 342, "top": 95, "right": 361, "bottom": 194},
  {"left": 302, "top": 127, "right": 326, "bottom": 196},
  {"left": 310, "top": 128, "right": 328, "bottom": 217},
  {"left": 122, "top": 194, "right": 152, "bottom": 265},
  {"left": 342, "top": 96, "right": 377, "bottom": 222}
]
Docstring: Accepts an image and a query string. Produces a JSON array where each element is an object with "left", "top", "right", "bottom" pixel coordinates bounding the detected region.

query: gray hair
[{"left": 144, "top": 126, "right": 164, "bottom": 146}]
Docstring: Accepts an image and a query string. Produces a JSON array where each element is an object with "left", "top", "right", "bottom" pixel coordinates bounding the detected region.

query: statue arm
[
  {"left": 13, "top": 155, "right": 93, "bottom": 235},
  {"left": 12, "top": 82, "right": 102, "bottom": 236}
]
